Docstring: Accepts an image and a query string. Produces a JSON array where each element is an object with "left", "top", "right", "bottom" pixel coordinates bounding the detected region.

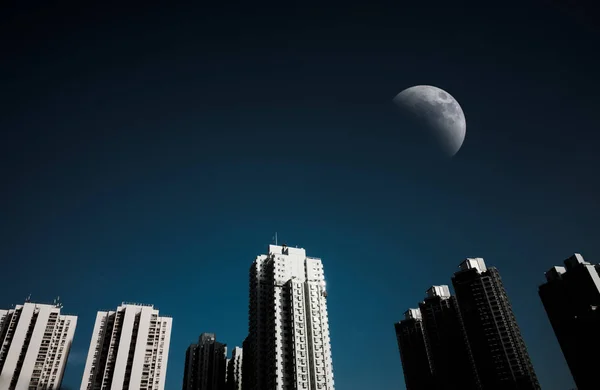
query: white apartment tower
[
  {"left": 246, "top": 244, "right": 335, "bottom": 390},
  {"left": 80, "top": 303, "right": 172, "bottom": 390},
  {"left": 0, "top": 300, "right": 77, "bottom": 390}
]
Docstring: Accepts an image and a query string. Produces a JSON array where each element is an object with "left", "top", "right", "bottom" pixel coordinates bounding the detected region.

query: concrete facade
[
  {"left": 246, "top": 244, "right": 334, "bottom": 390},
  {"left": 0, "top": 301, "right": 77, "bottom": 390},
  {"left": 80, "top": 303, "right": 172, "bottom": 390}
]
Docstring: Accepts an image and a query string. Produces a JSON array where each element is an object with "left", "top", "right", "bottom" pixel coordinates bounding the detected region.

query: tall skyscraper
[
  {"left": 394, "top": 308, "right": 435, "bottom": 390},
  {"left": 80, "top": 302, "right": 172, "bottom": 390},
  {"left": 226, "top": 346, "right": 243, "bottom": 390},
  {"left": 0, "top": 300, "right": 77, "bottom": 390},
  {"left": 452, "top": 258, "right": 539, "bottom": 390},
  {"left": 246, "top": 244, "right": 335, "bottom": 390},
  {"left": 418, "top": 285, "right": 480, "bottom": 389},
  {"left": 182, "top": 333, "right": 227, "bottom": 390},
  {"left": 538, "top": 253, "right": 600, "bottom": 390}
]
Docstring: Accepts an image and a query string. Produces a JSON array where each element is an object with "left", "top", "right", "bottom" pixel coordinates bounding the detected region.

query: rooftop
[
  {"left": 458, "top": 257, "right": 487, "bottom": 273},
  {"left": 425, "top": 285, "right": 451, "bottom": 299},
  {"left": 121, "top": 302, "right": 155, "bottom": 307},
  {"left": 403, "top": 308, "right": 422, "bottom": 321}
]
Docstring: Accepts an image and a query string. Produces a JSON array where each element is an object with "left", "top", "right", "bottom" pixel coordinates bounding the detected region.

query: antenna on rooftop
[
  {"left": 25, "top": 294, "right": 31, "bottom": 303},
  {"left": 273, "top": 232, "right": 278, "bottom": 245}
]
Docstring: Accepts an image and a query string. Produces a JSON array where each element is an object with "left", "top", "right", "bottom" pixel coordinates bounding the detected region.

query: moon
[{"left": 393, "top": 85, "right": 466, "bottom": 157}]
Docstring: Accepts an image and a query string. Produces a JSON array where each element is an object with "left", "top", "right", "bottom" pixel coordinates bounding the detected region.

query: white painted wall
[
  {"left": 80, "top": 304, "right": 172, "bottom": 390},
  {"left": 0, "top": 302, "right": 77, "bottom": 390},
  {"left": 250, "top": 245, "right": 335, "bottom": 390}
]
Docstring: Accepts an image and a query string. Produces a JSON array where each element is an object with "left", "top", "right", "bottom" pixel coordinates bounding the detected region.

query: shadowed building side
[
  {"left": 538, "top": 253, "right": 600, "bottom": 390},
  {"left": 182, "top": 333, "right": 227, "bottom": 390},
  {"left": 452, "top": 258, "right": 539, "bottom": 390},
  {"left": 394, "top": 308, "right": 435, "bottom": 390},
  {"left": 182, "top": 345, "right": 195, "bottom": 390},
  {"left": 419, "top": 285, "right": 480, "bottom": 389},
  {"left": 240, "top": 336, "right": 253, "bottom": 390},
  {"left": 226, "top": 346, "right": 243, "bottom": 390}
]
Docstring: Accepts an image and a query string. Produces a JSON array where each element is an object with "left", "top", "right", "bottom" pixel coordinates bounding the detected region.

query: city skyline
[
  {"left": 1, "top": 249, "right": 596, "bottom": 389},
  {"left": 395, "top": 258, "right": 541, "bottom": 389},
  {"left": 2, "top": 1, "right": 599, "bottom": 389}
]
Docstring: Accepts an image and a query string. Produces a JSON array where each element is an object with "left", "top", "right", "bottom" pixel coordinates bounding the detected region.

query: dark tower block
[
  {"left": 452, "top": 258, "right": 539, "bottom": 390},
  {"left": 394, "top": 308, "right": 435, "bottom": 390},
  {"left": 539, "top": 253, "right": 600, "bottom": 390},
  {"left": 419, "top": 285, "right": 480, "bottom": 389}
]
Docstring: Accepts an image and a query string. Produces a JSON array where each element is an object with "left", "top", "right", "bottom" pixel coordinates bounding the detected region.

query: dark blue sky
[{"left": 1, "top": 1, "right": 598, "bottom": 389}]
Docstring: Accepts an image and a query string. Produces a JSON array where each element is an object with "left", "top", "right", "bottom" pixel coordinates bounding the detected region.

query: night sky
[{"left": 1, "top": 1, "right": 599, "bottom": 389}]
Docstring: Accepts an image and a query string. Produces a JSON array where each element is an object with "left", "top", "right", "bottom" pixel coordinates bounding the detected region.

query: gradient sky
[{"left": 1, "top": 1, "right": 599, "bottom": 389}]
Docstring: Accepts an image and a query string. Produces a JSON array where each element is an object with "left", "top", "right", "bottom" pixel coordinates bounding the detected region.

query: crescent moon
[{"left": 393, "top": 85, "right": 466, "bottom": 157}]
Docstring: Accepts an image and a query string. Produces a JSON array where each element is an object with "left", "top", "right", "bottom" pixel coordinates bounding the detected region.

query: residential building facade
[
  {"left": 0, "top": 300, "right": 77, "bottom": 390},
  {"left": 538, "top": 253, "right": 600, "bottom": 390},
  {"left": 394, "top": 308, "right": 435, "bottom": 390},
  {"left": 452, "top": 258, "right": 539, "bottom": 390},
  {"left": 80, "top": 302, "right": 172, "bottom": 390},
  {"left": 418, "top": 285, "right": 480, "bottom": 389},
  {"left": 182, "top": 333, "right": 227, "bottom": 390},
  {"left": 246, "top": 244, "right": 335, "bottom": 390}
]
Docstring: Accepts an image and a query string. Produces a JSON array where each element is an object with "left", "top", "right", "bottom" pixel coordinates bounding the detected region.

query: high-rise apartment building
[
  {"left": 0, "top": 302, "right": 77, "bottom": 390},
  {"left": 0, "top": 300, "right": 77, "bottom": 390},
  {"left": 226, "top": 346, "right": 243, "bottom": 390},
  {"left": 452, "top": 258, "right": 539, "bottom": 390},
  {"left": 538, "top": 253, "right": 600, "bottom": 390},
  {"left": 80, "top": 302, "right": 172, "bottom": 390},
  {"left": 182, "top": 333, "right": 227, "bottom": 390},
  {"left": 418, "top": 285, "right": 480, "bottom": 389},
  {"left": 246, "top": 244, "right": 335, "bottom": 390},
  {"left": 394, "top": 308, "right": 434, "bottom": 390}
]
